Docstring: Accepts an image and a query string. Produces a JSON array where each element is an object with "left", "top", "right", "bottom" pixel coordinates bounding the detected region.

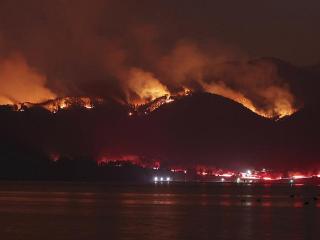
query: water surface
[{"left": 0, "top": 182, "right": 319, "bottom": 240}]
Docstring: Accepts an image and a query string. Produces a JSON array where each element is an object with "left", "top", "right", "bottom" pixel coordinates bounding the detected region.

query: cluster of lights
[
  {"left": 170, "top": 168, "right": 187, "bottom": 174},
  {"left": 151, "top": 169, "right": 320, "bottom": 184},
  {"left": 154, "top": 176, "right": 171, "bottom": 183},
  {"left": 214, "top": 169, "right": 320, "bottom": 184}
]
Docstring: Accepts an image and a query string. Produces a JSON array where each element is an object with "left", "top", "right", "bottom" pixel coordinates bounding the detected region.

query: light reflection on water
[{"left": 0, "top": 182, "right": 319, "bottom": 240}]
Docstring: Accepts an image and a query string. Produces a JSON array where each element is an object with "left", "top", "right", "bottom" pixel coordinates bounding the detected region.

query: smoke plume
[
  {"left": 0, "top": 0, "right": 298, "bottom": 117},
  {"left": 0, "top": 54, "right": 55, "bottom": 104}
]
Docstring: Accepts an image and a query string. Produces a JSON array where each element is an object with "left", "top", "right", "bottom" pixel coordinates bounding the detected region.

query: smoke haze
[{"left": 0, "top": 0, "right": 318, "bottom": 117}]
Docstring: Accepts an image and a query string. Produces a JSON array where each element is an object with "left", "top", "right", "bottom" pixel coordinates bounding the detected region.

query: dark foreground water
[{"left": 0, "top": 182, "right": 319, "bottom": 240}]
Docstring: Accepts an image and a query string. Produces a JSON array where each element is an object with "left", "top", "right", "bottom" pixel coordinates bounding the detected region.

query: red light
[
  {"left": 263, "top": 177, "right": 272, "bottom": 181},
  {"left": 292, "top": 175, "right": 308, "bottom": 179},
  {"left": 219, "top": 173, "right": 233, "bottom": 178}
]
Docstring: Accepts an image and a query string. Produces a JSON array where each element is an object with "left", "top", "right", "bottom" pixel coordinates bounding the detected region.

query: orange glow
[
  {"left": 0, "top": 54, "right": 56, "bottom": 105},
  {"left": 0, "top": 55, "right": 296, "bottom": 121},
  {"left": 40, "top": 97, "right": 101, "bottom": 113},
  {"left": 127, "top": 68, "right": 170, "bottom": 104},
  {"left": 129, "top": 87, "right": 192, "bottom": 115},
  {"left": 202, "top": 82, "right": 296, "bottom": 119},
  {"left": 145, "top": 95, "right": 173, "bottom": 112},
  {"left": 156, "top": 41, "right": 297, "bottom": 119},
  {"left": 126, "top": 77, "right": 295, "bottom": 119}
]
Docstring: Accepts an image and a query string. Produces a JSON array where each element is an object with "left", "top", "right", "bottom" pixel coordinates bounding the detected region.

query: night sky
[{"left": 0, "top": 0, "right": 319, "bottom": 65}]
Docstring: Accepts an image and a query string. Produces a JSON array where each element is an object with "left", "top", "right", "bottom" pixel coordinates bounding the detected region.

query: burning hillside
[
  {"left": 2, "top": 88, "right": 295, "bottom": 120},
  {"left": 9, "top": 97, "right": 104, "bottom": 113},
  {"left": 128, "top": 88, "right": 191, "bottom": 116},
  {"left": 0, "top": 45, "right": 301, "bottom": 120},
  {"left": 40, "top": 97, "right": 104, "bottom": 113}
]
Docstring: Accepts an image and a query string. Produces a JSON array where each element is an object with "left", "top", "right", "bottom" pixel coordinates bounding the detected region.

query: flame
[
  {"left": 129, "top": 87, "right": 191, "bottom": 115},
  {"left": 202, "top": 82, "right": 296, "bottom": 118},
  {"left": 0, "top": 55, "right": 295, "bottom": 120},
  {"left": 0, "top": 54, "right": 296, "bottom": 119},
  {"left": 127, "top": 68, "right": 170, "bottom": 104},
  {"left": 41, "top": 97, "right": 102, "bottom": 113},
  {"left": 155, "top": 41, "right": 297, "bottom": 119},
  {"left": 145, "top": 95, "right": 174, "bottom": 113},
  {"left": 8, "top": 97, "right": 103, "bottom": 113}
]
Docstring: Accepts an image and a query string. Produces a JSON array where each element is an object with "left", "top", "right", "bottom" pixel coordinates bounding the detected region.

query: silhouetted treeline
[{"left": 0, "top": 146, "right": 155, "bottom": 181}]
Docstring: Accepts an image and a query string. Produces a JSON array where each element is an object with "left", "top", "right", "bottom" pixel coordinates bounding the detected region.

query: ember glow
[
  {"left": 40, "top": 97, "right": 102, "bottom": 113},
  {"left": 127, "top": 87, "right": 191, "bottom": 115},
  {"left": 11, "top": 97, "right": 103, "bottom": 113}
]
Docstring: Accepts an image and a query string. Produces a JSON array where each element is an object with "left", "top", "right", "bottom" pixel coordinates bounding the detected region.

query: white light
[
  {"left": 166, "top": 177, "right": 171, "bottom": 182},
  {"left": 236, "top": 178, "right": 241, "bottom": 183},
  {"left": 247, "top": 170, "right": 252, "bottom": 175},
  {"left": 221, "top": 178, "right": 225, "bottom": 182},
  {"left": 289, "top": 179, "right": 294, "bottom": 184},
  {"left": 154, "top": 177, "right": 158, "bottom": 182},
  {"left": 160, "top": 177, "right": 164, "bottom": 181},
  {"left": 220, "top": 173, "right": 233, "bottom": 177}
]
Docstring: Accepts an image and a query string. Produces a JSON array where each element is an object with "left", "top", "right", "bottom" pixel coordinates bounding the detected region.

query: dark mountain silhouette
[
  {"left": 0, "top": 88, "right": 319, "bottom": 181},
  {"left": 2, "top": 55, "right": 320, "bottom": 180}
]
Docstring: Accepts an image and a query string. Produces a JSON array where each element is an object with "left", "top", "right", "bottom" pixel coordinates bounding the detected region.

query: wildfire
[
  {"left": 6, "top": 97, "right": 104, "bottom": 113},
  {"left": 0, "top": 69, "right": 296, "bottom": 120},
  {"left": 127, "top": 68, "right": 170, "bottom": 104},
  {"left": 202, "top": 82, "right": 296, "bottom": 119},
  {"left": 143, "top": 95, "right": 174, "bottom": 113},
  {"left": 128, "top": 87, "right": 191, "bottom": 116},
  {"left": 41, "top": 97, "right": 102, "bottom": 113},
  {"left": 124, "top": 67, "right": 295, "bottom": 118}
]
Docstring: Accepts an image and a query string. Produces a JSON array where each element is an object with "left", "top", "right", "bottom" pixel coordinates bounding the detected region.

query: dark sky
[
  {"left": 1, "top": 0, "right": 319, "bottom": 65},
  {"left": 174, "top": 0, "right": 320, "bottom": 66}
]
